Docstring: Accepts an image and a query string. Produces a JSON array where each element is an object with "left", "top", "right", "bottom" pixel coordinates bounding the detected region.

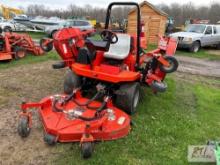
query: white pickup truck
[{"left": 170, "top": 24, "right": 220, "bottom": 52}]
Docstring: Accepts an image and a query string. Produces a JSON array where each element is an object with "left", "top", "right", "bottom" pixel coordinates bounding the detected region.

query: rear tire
[
  {"left": 64, "top": 70, "right": 81, "bottom": 94},
  {"left": 189, "top": 41, "right": 200, "bottom": 53},
  {"left": 115, "top": 82, "right": 140, "bottom": 114},
  {"left": 14, "top": 46, "right": 26, "bottom": 60}
]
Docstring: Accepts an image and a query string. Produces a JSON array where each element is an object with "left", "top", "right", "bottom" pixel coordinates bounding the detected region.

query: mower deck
[{"left": 21, "top": 94, "right": 131, "bottom": 143}]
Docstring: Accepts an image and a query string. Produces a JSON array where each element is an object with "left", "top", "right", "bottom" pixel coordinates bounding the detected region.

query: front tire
[
  {"left": 64, "top": 70, "right": 81, "bottom": 94},
  {"left": 17, "top": 116, "right": 31, "bottom": 138},
  {"left": 159, "top": 56, "right": 178, "bottom": 73},
  {"left": 14, "top": 46, "right": 26, "bottom": 60},
  {"left": 189, "top": 41, "right": 200, "bottom": 53},
  {"left": 40, "top": 38, "right": 53, "bottom": 52},
  {"left": 81, "top": 142, "right": 93, "bottom": 159},
  {"left": 115, "top": 82, "right": 140, "bottom": 114}
]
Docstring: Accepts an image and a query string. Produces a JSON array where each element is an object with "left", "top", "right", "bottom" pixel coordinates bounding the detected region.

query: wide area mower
[
  {"left": 0, "top": 27, "right": 44, "bottom": 61},
  {"left": 17, "top": 2, "right": 179, "bottom": 158}
]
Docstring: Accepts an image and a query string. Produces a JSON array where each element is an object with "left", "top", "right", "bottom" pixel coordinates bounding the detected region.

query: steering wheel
[{"left": 100, "top": 30, "right": 118, "bottom": 44}]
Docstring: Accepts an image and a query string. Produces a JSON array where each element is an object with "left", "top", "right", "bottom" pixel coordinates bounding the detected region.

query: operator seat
[{"left": 104, "top": 33, "right": 131, "bottom": 60}]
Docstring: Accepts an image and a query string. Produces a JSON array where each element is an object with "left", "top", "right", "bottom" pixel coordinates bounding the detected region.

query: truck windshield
[{"left": 185, "top": 24, "right": 206, "bottom": 33}]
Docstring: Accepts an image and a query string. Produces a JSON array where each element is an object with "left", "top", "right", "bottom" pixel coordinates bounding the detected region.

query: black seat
[
  {"left": 76, "top": 47, "right": 95, "bottom": 65},
  {"left": 85, "top": 38, "right": 108, "bottom": 52}
]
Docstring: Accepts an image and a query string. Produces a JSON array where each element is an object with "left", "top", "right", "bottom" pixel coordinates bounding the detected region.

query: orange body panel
[
  {"left": 71, "top": 63, "right": 141, "bottom": 83},
  {"left": 0, "top": 52, "right": 12, "bottom": 60}
]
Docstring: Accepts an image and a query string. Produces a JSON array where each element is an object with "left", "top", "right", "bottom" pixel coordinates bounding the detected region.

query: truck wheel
[
  {"left": 189, "top": 41, "right": 200, "bottom": 53},
  {"left": 51, "top": 30, "right": 57, "bottom": 39},
  {"left": 216, "top": 43, "right": 220, "bottom": 50},
  {"left": 40, "top": 38, "right": 53, "bottom": 52},
  {"left": 64, "top": 69, "right": 81, "bottom": 94},
  {"left": 159, "top": 56, "right": 178, "bottom": 73},
  {"left": 115, "top": 82, "right": 140, "bottom": 114},
  {"left": 3, "top": 26, "right": 12, "bottom": 32},
  {"left": 14, "top": 47, "right": 26, "bottom": 60}
]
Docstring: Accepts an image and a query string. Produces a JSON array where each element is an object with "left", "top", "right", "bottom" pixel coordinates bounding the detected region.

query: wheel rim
[
  {"left": 17, "top": 51, "right": 25, "bottom": 58},
  {"left": 133, "top": 89, "right": 140, "bottom": 109},
  {"left": 163, "top": 59, "right": 174, "bottom": 71},
  {"left": 194, "top": 45, "right": 199, "bottom": 52}
]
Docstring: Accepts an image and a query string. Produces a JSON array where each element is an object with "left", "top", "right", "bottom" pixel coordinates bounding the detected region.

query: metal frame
[{"left": 104, "top": 2, "right": 141, "bottom": 70}]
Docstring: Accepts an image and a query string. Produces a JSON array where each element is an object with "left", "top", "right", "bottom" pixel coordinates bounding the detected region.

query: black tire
[
  {"left": 40, "top": 38, "right": 53, "bottom": 52},
  {"left": 150, "top": 81, "right": 167, "bottom": 93},
  {"left": 189, "top": 41, "right": 200, "bottom": 53},
  {"left": 115, "top": 82, "right": 140, "bottom": 114},
  {"left": 43, "top": 133, "right": 57, "bottom": 145},
  {"left": 216, "top": 43, "right": 220, "bottom": 50},
  {"left": 17, "top": 116, "right": 31, "bottom": 138},
  {"left": 14, "top": 46, "right": 26, "bottom": 60},
  {"left": 159, "top": 56, "right": 178, "bottom": 73},
  {"left": 3, "top": 26, "right": 12, "bottom": 32},
  {"left": 64, "top": 70, "right": 81, "bottom": 94},
  {"left": 51, "top": 30, "right": 57, "bottom": 39},
  {"left": 81, "top": 142, "right": 93, "bottom": 159}
]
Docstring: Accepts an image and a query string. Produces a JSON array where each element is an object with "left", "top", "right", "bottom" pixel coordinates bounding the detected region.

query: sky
[{"left": 0, "top": 0, "right": 218, "bottom": 10}]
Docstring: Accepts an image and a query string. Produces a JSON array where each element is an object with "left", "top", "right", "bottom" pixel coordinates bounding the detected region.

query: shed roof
[{"left": 129, "top": 1, "right": 168, "bottom": 17}]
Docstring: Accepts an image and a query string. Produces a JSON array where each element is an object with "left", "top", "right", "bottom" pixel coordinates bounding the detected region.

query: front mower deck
[{"left": 39, "top": 95, "right": 131, "bottom": 142}]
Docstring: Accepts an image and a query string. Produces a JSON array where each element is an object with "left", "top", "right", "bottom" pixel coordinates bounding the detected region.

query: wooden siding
[{"left": 128, "top": 3, "right": 167, "bottom": 44}]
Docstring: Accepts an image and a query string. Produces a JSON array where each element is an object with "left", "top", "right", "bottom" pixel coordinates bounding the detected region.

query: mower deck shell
[{"left": 38, "top": 95, "right": 131, "bottom": 142}]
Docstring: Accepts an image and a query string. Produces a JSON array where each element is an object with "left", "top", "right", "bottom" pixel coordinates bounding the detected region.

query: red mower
[
  {"left": 18, "top": 2, "right": 178, "bottom": 158},
  {"left": 0, "top": 27, "right": 44, "bottom": 61}
]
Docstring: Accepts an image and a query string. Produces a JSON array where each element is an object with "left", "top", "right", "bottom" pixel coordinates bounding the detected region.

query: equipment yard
[
  {"left": 0, "top": 52, "right": 220, "bottom": 164},
  {"left": 1, "top": 0, "right": 220, "bottom": 164}
]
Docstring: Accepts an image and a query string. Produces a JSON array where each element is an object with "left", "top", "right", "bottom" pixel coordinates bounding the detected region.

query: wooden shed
[{"left": 127, "top": 1, "right": 168, "bottom": 44}]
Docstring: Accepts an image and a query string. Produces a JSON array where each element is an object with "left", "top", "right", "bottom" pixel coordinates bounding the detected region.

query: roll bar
[{"left": 104, "top": 2, "right": 141, "bottom": 70}]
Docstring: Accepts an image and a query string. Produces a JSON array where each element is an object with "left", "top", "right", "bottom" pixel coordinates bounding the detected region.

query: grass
[
  {"left": 17, "top": 31, "right": 47, "bottom": 40},
  {"left": 51, "top": 76, "right": 220, "bottom": 165},
  {"left": 176, "top": 49, "right": 220, "bottom": 61},
  {"left": 0, "top": 51, "right": 59, "bottom": 69}
]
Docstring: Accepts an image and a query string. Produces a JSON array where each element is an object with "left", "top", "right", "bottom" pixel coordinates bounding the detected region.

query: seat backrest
[{"left": 104, "top": 33, "right": 131, "bottom": 60}]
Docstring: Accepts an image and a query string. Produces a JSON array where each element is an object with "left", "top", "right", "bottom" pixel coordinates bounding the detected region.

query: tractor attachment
[
  {"left": 0, "top": 29, "right": 44, "bottom": 61},
  {"left": 18, "top": 86, "right": 130, "bottom": 158}
]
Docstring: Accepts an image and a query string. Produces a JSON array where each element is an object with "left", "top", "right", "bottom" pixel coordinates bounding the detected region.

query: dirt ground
[
  {"left": 206, "top": 50, "right": 220, "bottom": 56},
  {"left": 176, "top": 56, "right": 220, "bottom": 78},
  {"left": 0, "top": 57, "right": 220, "bottom": 165},
  {"left": 0, "top": 61, "right": 65, "bottom": 165}
]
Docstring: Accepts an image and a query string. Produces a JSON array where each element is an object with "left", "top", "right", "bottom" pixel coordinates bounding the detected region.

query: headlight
[{"left": 183, "top": 37, "right": 192, "bottom": 42}]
